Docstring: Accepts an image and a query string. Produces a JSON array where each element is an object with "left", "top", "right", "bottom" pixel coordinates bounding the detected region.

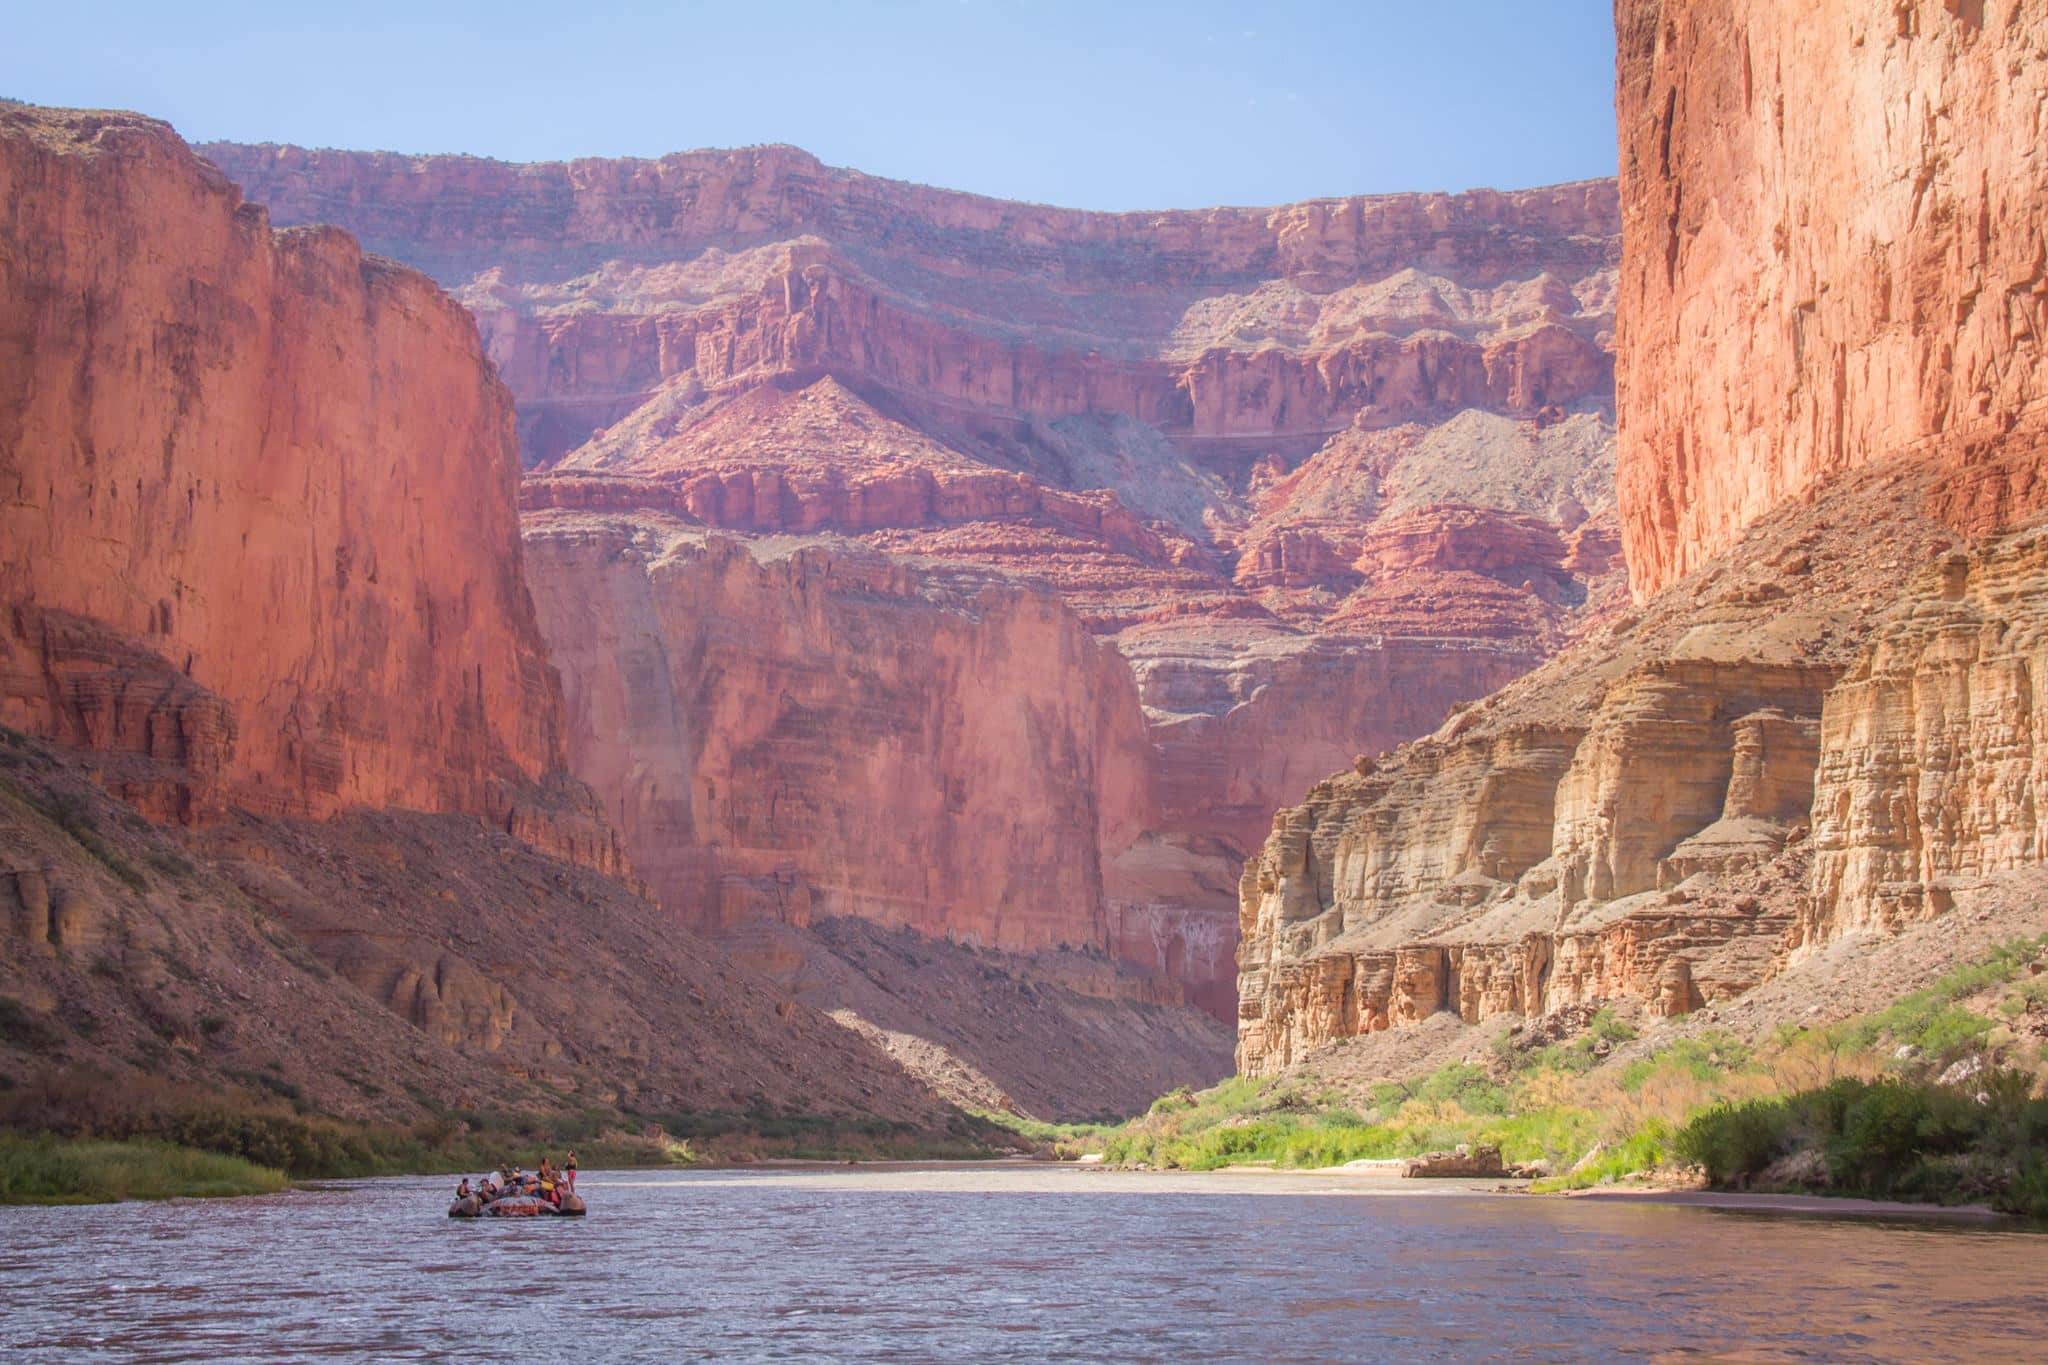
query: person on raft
[{"left": 458, "top": 1159, "right": 580, "bottom": 1209}]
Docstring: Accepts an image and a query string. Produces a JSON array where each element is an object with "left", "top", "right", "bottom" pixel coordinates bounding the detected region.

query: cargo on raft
[{"left": 449, "top": 1191, "right": 587, "bottom": 1218}]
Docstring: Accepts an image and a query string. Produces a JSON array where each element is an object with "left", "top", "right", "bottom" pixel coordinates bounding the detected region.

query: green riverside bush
[{"left": 0, "top": 1135, "right": 288, "bottom": 1204}]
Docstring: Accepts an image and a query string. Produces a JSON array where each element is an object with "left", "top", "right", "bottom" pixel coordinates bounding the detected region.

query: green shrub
[
  {"left": 0, "top": 996, "right": 65, "bottom": 1052},
  {"left": 1495, "top": 1008, "right": 1642, "bottom": 1077},
  {"left": 1840, "top": 935, "right": 2046, "bottom": 1057},
  {"left": 1485, "top": 1105, "right": 1601, "bottom": 1168},
  {"left": 2003, "top": 1156, "right": 2048, "bottom": 1220},
  {"left": 1675, "top": 1097, "right": 1795, "bottom": 1182},
  {"left": 1541, "top": 1119, "right": 1675, "bottom": 1190},
  {"left": 1827, "top": 1080, "right": 1980, "bottom": 1194},
  {"left": 1615, "top": 1033, "right": 1753, "bottom": 1092},
  {"left": 1677, "top": 1075, "right": 2048, "bottom": 1212},
  {"left": 1276, "top": 1123, "right": 1407, "bottom": 1168},
  {"left": 1148, "top": 1086, "right": 1195, "bottom": 1115},
  {"left": 0, "top": 1134, "right": 287, "bottom": 1204},
  {"left": 1412, "top": 1063, "right": 1510, "bottom": 1116}
]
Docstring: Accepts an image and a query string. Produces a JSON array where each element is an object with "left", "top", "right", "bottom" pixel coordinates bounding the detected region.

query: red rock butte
[{"left": 200, "top": 137, "right": 1624, "bottom": 1017}]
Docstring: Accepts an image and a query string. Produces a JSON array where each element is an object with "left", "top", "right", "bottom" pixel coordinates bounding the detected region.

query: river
[{"left": 1, "top": 1163, "right": 2040, "bottom": 1361}]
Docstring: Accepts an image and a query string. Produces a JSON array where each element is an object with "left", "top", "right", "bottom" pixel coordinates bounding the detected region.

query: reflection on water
[{"left": 0, "top": 1164, "right": 2041, "bottom": 1362}]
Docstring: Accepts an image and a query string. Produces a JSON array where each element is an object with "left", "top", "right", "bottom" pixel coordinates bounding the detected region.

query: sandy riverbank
[{"left": 585, "top": 1159, "right": 2017, "bottom": 1220}]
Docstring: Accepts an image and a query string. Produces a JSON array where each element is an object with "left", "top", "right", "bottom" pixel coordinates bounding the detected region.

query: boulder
[{"left": 1403, "top": 1144, "right": 1507, "bottom": 1178}]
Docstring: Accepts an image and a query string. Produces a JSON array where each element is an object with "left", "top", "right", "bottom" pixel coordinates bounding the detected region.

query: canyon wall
[
  {"left": 1809, "top": 528, "right": 2048, "bottom": 939},
  {"left": 198, "top": 139, "right": 1624, "bottom": 1011},
  {"left": 0, "top": 106, "right": 587, "bottom": 846},
  {"left": 1615, "top": 0, "right": 2048, "bottom": 598},
  {"left": 520, "top": 510, "right": 1155, "bottom": 956},
  {"left": 1238, "top": 470, "right": 1965, "bottom": 1072},
  {"left": 201, "top": 142, "right": 1618, "bottom": 474},
  {"left": 0, "top": 104, "right": 1102, "bottom": 1134},
  {"left": 1240, "top": 0, "right": 2048, "bottom": 1073}
]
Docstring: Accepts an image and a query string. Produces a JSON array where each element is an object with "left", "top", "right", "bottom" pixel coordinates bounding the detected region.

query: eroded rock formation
[
  {"left": 1809, "top": 528, "right": 2048, "bottom": 940},
  {"left": 520, "top": 510, "right": 1155, "bottom": 956},
  {"left": 1237, "top": 471, "right": 1963, "bottom": 1073}
]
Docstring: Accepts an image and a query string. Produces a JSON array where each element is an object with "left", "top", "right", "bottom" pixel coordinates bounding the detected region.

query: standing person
[{"left": 564, "top": 1150, "right": 577, "bottom": 1193}]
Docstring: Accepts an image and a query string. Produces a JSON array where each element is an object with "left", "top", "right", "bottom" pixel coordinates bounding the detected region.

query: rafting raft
[{"left": 449, "top": 1191, "right": 587, "bottom": 1218}]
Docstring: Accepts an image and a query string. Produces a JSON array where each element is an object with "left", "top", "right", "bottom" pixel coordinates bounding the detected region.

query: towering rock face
[
  {"left": 0, "top": 103, "right": 1075, "bottom": 1138},
  {"left": 0, "top": 107, "right": 578, "bottom": 839},
  {"left": 1240, "top": 0, "right": 2048, "bottom": 1074},
  {"left": 199, "top": 140, "right": 1623, "bottom": 1010},
  {"left": 1615, "top": 0, "right": 2048, "bottom": 598},
  {"left": 520, "top": 510, "right": 1154, "bottom": 958}
]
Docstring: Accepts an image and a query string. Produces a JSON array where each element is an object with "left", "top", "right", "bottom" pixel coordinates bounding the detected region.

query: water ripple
[{"left": 0, "top": 1166, "right": 2041, "bottom": 1362}]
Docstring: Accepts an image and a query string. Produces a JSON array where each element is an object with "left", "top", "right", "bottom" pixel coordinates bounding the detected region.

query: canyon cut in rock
[{"left": 203, "top": 138, "right": 1625, "bottom": 1012}]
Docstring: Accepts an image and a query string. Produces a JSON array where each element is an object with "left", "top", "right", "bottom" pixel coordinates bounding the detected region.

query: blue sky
[{"left": 6, "top": 1, "right": 1617, "bottom": 210}]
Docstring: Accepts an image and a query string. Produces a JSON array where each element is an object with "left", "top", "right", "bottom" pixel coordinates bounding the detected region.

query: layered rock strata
[
  {"left": 1808, "top": 528, "right": 2048, "bottom": 939},
  {"left": 202, "top": 140, "right": 1619, "bottom": 464},
  {"left": 1615, "top": 0, "right": 2048, "bottom": 597},
  {"left": 1242, "top": 0, "right": 2048, "bottom": 1073},
  {"left": 202, "top": 130, "right": 1624, "bottom": 1016},
  {"left": 1238, "top": 469, "right": 1965, "bottom": 1073}
]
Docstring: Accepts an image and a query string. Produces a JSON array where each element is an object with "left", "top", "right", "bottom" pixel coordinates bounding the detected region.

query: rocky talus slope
[
  {"left": 1239, "top": 0, "right": 2048, "bottom": 1074},
  {"left": 1615, "top": 0, "right": 2048, "bottom": 597},
  {"left": 204, "top": 140, "right": 1624, "bottom": 1010},
  {"left": 0, "top": 734, "right": 957, "bottom": 1130}
]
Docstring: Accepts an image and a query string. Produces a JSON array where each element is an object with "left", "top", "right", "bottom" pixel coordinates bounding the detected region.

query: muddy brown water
[{"left": 0, "top": 1163, "right": 2041, "bottom": 1361}]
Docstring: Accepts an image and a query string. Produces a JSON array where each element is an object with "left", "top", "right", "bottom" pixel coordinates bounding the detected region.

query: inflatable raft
[{"left": 448, "top": 1191, "right": 586, "bottom": 1218}]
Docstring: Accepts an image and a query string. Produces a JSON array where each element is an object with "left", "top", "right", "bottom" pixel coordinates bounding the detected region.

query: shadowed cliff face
[
  {"left": 1238, "top": 0, "right": 2048, "bottom": 1074},
  {"left": 0, "top": 107, "right": 581, "bottom": 845},
  {"left": 199, "top": 141, "right": 1624, "bottom": 1010}
]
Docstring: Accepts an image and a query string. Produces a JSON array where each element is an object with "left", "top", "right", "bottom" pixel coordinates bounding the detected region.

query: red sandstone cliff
[
  {"left": 0, "top": 107, "right": 589, "bottom": 847},
  {"left": 520, "top": 510, "right": 1156, "bottom": 956},
  {"left": 1615, "top": 0, "right": 2048, "bottom": 598}
]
